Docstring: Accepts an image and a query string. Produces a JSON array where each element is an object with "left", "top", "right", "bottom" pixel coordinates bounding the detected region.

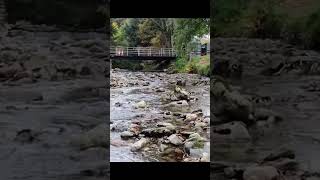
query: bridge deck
[{"left": 110, "top": 46, "right": 177, "bottom": 60}]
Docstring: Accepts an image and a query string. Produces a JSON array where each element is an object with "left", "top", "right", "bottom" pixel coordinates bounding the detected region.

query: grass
[{"left": 174, "top": 55, "right": 210, "bottom": 76}]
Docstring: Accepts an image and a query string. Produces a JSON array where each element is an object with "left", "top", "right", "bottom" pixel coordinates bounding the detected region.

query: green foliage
[
  {"left": 174, "top": 55, "right": 210, "bottom": 76},
  {"left": 173, "top": 19, "right": 210, "bottom": 57},
  {"left": 213, "top": 0, "right": 320, "bottom": 50},
  {"left": 244, "top": 0, "right": 285, "bottom": 38}
]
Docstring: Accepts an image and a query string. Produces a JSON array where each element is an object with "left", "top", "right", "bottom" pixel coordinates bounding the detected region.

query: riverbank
[
  {"left": 110, "top": 68, "right": 210, "bottom": 162},
  {"left": 0, "top": 23, "right": 108, "bottom": 179},
  {"left": 212, "top": 37, "right": 320, "bottom": 179}
]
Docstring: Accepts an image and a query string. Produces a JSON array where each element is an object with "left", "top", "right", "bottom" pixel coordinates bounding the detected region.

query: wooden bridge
[{"left": 110, "top": 46, "right": 177, "bottom": 60}]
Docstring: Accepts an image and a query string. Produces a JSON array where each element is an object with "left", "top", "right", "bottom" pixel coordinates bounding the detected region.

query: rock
[
  {"left": 255, "top": 108, "right": 282, "bottom": 122},
  {"left": 156, "top": 122, "right": 175, "bottom": 129},
  {"left": 189, "top": 148, "right": 204, "bottom": 158},
  {"left": 213, "top": 121, "right": 251, "bottom": 141},
  {"left": 115, "top": 102, "right": 122, "bottom": 107},
  {"left": 135, "top": 101, "right": 147, "bottom": 109},
  {"left": 212, "top": 77, "right": 253, "bottom": 124},
  {"left": 120, "top": 131, "right": 135, "bottom": 140},
  {"left": 224, "top": 167, "right": 236, "bottom": 178},
  {"left": 131, "top": 138, "right": 148, "bottom": 151},
  {"left": 185, "top": 113, "right": 198, "bottom": 121},
  {"left": 14, "top": 129, "right": 35, "bottom": 143},
  {"left": 243, "top": 166, "right": 279, "bottom": 180},
  {"left": 111, "top": 139, "right": 127, "bottom": 147},
  {"left": 263, "top": 158, "right": 299, "bottom": 171},
  {"left": 185, "top": 133, "right": 206, "bottom": 150},
  {"left": 174, "top": 148, "right": 184, "bottom": 160},
  {"left": 129, "top": 124, "right": 141, "bottom": 135},
  {"left": 156, "top": 87, "right": 165, "bottom": 92},
  {"left": 80, "top": 66, "right": 91, "bottom": 75},
  {"left": 70, "top": 124, "right": 107, "bottom": 150},
  {"left": 176, "top": 79, "right": 186, "bottom": 86},
  {"left": 195, "top": 122, "right": 207, "bottom": 128},
  {"left": 263, "top": 148, "right": 295, "bottom": 162},
  {"left": 160, "top": 144, "right": 168, "bottom": 152},
  {"left": 141, "top": 127, "right": 176, "bottom": 138},
  {"left": 200, "top": 152, "right": 210, "bottom": 162},
  {"left": 175, "top": 86, "right": 190, "bottom": 100},
  {"left": 168, "top": 134, "right": 184, "bottom": 145}
]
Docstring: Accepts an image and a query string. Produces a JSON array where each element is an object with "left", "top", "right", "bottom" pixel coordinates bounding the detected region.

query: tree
[{"left": 173, "top": 18, "right": 210, "bottom": 57}]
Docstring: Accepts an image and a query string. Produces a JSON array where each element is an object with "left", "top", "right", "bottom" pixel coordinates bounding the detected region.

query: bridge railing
[{"left": 110, "top": 46, "right": 177, "bottom": 57}]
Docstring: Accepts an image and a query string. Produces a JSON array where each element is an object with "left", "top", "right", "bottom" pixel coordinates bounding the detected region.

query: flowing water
[{"left": 110, "top": 69, "right": 210, "bottom": 162}]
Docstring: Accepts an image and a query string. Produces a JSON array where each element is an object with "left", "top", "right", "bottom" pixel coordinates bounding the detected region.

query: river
[{"left": 110, "top": 69, "right": 210, "bottom": 162}]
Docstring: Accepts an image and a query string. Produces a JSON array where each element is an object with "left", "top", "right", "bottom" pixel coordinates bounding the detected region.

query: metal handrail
[{"left": 110, "top": 46, "right": 177, "bottom": 57}]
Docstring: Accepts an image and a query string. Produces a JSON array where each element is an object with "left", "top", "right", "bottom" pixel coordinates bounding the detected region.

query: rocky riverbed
[
  {"left": 212, "top": 38, "right": 320, "bottom": 180},
  {"left": 110, "top": 69, "right": 210, "bottom": 162},
  {"left": 0, "top": 22, "right": 109, "bottom": 179}
]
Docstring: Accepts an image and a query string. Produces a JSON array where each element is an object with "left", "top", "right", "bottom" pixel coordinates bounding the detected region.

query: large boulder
[
  {"left": 243, "top": 166, "right": 280, "bottom": 180},
  {"left": 211, "top": 76, "right": 253, "bottom": 125}
]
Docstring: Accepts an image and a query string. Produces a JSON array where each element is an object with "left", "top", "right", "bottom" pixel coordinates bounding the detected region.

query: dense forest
[
  {"left": 212, "top": 0, "right": 320, "bottom": 50},
  {"left": 111, "top": 18, "right": 210, "bottom": 75}
]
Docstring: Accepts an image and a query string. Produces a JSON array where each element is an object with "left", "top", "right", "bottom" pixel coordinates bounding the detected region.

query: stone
[
  {"left": 135, "top": 101, "right": 147, "bottom": 109},
  {"left": 168, "top": 134, "right": 184, "bottom": 145},
  {"left": 224, "top": 167, "right": 236, "bottom": 178},
  {"left": 263, "top": 158, "right": 299, "bottom": 171},
  {"left": 263, "top": 148, "right": 295, "bottom": 162},
  {"left": 120, "top": 131, "right": 135, "bottom": 140},
  {"left": 156, "top": 122, "right": 175, "bottom": 129},
  {"left": 160, "top": 144, "right": 168, "bottom": 152},
  {"left": 200, "top": 152, "right": 210, "bottom": 162},
  {"left": 195, "top": 122, "right": 207, "bottom": 128},
  {"left": 156, "top": 87, "right": 165, "bottom": 92},
  {"left": 176, "top": 79, "right": 186, "bottom": 86},
  {"left": 243, "top": 166, "right": 279, "bottom": 180},
  {"left": 175, "top": 86, "right": 190, "bottom": 100},
  {"left": 213, "top": 121, "right": 251, "bottom": 142},
  {"left": 185, "top": 113, "right": 198, "bottom": 121},
  {"left": 130, "top": 138, "right": 148, "bottom": 152},
  {"left": 141, "top": 127, "right": 176, "bottom": 137}
]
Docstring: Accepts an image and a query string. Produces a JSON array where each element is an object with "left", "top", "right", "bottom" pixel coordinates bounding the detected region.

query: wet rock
[
  {"left": 213, "top": 121, "right": 251, "bottom": 141},
  {"left": 195, "top": 122, "right": 207, "bottom": 128},
  {"left": 263, "top": 148, "right": 295, "bottom": 161},
  {"left": 168, "top": 134, "right": 184, "bottom": 145},
  {"left": 160, "top": 144, "right": 169, "bottom": 152},
  {"left": 14, "top": 129, "right": 35, "bottom": 143},
  {"left": 120, "top": 131, "right": 135, "bottom": 140},
  {"left": 156, "top": 122, "right": 175, "bottom": 130},
  {"left": 70, "top": 124, "right": 107, "bottom": 150},
  {"left": 185, "top": 113, "right": 198, "bottom": 121},
  {"left": 155, "top": 87, "right": 165, "bottom": 92},
  {"left": 135, "top": 100, "right": 147, "bottom": 109},
  {"left": 175, "top": 86, "right": 190, "bottom": 100},
  {"left": 254, "top": 108, "right": 282, "bottom": 122},
  {"left": 243, "top": 166, "right": 280, "bottom": 180},
  {"left": 176, "top": 79, "right": 186, "bottom": 86},
  {"left": 80, "top": 66, "right": 91, "bottom": 75},
  {"left": 212, "top": 77, "right": 253, "bottom": 125},
  {"left": 141, "top": 127, "right": 176, "bottom": 138},
  {"left": 167, "top": 100, "right": 189, "bottom": 108},
  {"left": 224, "top": 167, "right": 236, "bottom": 178},
  {"left": 129, "top": 124, "right": 141, "bottom": 135},
  {"left": 131, "top": 138, "right": 149, "bottom": 152},
  {"left": 264, "top": 158, "right": 299, "bottom": 172},
  {"left": 200, "top": 152, "right": 210, "bottom": 162}
]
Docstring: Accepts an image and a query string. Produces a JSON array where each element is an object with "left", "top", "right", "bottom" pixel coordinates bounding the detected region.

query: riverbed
[
  {"left": 110, "top": 69, "right": 210, "bottom": 162},
  {"left": 212, "top": 38, "right": 320, "bottom": 179}
]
